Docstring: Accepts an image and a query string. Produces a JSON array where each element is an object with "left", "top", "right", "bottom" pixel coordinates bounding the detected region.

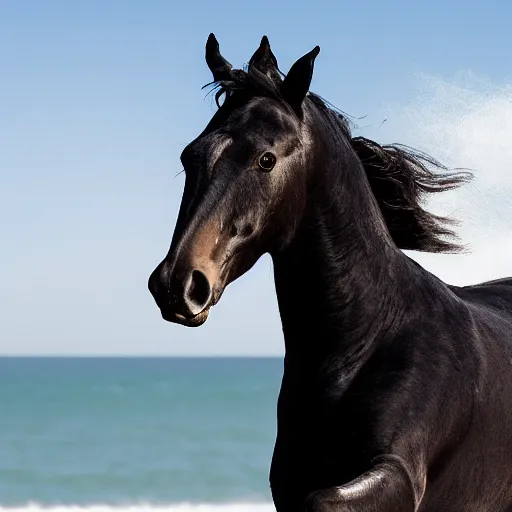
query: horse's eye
[{"left": 258, "top": 152, "right": 276, "bottom": 172}]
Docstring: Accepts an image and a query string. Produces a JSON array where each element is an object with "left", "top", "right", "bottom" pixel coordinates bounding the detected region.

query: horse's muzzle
[{"left": 148, "top": 260, "right": 214, "bottom": 327}]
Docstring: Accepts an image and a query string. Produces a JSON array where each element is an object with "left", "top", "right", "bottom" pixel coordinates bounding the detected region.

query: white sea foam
[
  {"left": 365, "top": 71, "right": 512, "bottom": 285},
  {"left": 0, "top": 504, "right": 275, "bottom": 512}
]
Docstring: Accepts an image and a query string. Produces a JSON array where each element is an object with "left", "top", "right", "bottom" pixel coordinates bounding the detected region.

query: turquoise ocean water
[{"left": 0, "top": 358, "right": 283, "bottom": 512}]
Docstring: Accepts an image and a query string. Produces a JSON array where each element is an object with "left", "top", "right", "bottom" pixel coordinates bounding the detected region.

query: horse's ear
[
  {"left": 281, "top": 46, "right": 320, "bottom": 114},
  {"left": 248, "top": 35, "right": 281, "bottom": 82},
  {"left": 205, "top": 33, "right": 233, "bottom": 82}
]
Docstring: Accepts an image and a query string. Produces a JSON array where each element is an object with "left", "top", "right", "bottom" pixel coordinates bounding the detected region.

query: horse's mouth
[{"left": 160, "top": 306, "right": 211, "bottom": 327}]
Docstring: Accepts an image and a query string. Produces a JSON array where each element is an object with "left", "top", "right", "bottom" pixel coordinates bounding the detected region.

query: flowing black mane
[
  {"left": 350, "top": 137, "right": 472, "bottom": 253},
  {"left": 206, "top": 65, "right": 472, "bottom": 254}
]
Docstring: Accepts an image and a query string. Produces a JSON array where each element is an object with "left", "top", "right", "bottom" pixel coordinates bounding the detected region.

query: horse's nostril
[
  {"left": 189, "top": 270, "right": 210, "bottom": 305},
  {"left": 184, "top": 270, "right": 212, "bottom": 317},
  {"left": 148, "top": 261, "right": 169, "bottom": 301}
]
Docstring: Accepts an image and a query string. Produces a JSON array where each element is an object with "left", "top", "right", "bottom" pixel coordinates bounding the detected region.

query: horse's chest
[{"left": 275, "top": 382, "right": 375, "bottom": 484}]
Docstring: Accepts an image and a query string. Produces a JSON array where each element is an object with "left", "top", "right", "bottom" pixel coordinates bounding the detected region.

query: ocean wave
[{"left": 0, "top": 504, "right": 275, "bottom": 512}]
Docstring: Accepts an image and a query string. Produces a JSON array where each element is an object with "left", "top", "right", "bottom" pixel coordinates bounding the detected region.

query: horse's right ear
[
  {"left": 281, "top": 46, "right": 320, "bottom": 115},
  {"left": 205, "top": 33, "right": 233, "bottom": 82}
]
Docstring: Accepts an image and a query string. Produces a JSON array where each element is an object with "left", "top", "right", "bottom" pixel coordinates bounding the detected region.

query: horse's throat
[{"left": 271, "top": 197, "right": 407, "bottom": 372}]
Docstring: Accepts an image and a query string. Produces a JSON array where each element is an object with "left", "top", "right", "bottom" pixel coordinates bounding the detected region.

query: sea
[{"left": 0, "top": 357, "right": 284, "bottom": 512}]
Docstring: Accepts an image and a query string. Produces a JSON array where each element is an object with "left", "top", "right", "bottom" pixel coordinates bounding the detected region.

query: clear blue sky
[{"left": 1, "top": 0, "right": 512, "bottom": 355}]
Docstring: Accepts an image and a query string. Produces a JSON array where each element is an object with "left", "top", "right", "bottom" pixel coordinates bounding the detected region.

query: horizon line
[{"left": 0, "top": 354, "right": 284, "bottom": 358}]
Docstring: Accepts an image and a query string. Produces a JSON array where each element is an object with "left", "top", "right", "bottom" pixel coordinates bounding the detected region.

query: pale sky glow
[{"left": 1, "top": 1, "right": 511, "bottom": 355}]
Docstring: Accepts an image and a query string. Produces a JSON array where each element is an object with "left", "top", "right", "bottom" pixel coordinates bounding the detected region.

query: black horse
[{"left": 148, "top": 35, "right": 512, "bottom": 511}]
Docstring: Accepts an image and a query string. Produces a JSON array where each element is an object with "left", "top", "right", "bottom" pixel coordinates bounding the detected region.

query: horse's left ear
[{"left": 281, "top": 46, "right": 320, "bottom": 114}]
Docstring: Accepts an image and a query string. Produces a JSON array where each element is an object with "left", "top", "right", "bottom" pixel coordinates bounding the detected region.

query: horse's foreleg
[{"left": 304, "top": 455, "right": 424, "bottom": 512}]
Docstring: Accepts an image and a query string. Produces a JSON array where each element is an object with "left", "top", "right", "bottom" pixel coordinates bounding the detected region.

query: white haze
[{"left": 364, "top": 71, "right": 512, "bottom": 286}]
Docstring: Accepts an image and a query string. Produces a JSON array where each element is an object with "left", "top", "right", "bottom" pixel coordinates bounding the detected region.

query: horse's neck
[{"left": 272, "top": 141, "right": 421, "bottom": 381}]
